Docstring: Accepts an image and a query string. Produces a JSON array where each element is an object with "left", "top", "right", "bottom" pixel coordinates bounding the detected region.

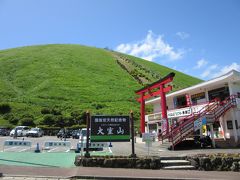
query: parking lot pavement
[
  {"left": 1, "top": 135, "right": 240, "bottom": 156},
  {"left": 0, "top": 136, "right": 146, "bottom": 155},
  {"left": 0, "top": 136, "right": 79, "bottom": 153}
]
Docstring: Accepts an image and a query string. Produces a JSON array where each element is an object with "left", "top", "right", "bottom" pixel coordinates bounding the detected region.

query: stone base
[
  {"left": 187, "top": 153, "right": 240, "bottom": 171},
  {"left": 75, "top": 155, "right": 161, "bottom": 169},
  {"left": 215, "top": 138, "right": 240, "bottom": 148}
]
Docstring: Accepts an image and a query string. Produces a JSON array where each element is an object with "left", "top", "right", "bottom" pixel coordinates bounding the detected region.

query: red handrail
[
  {"left": 170, "top": 95, "right": 237, "bottom": 147},
  {"left": 170, "top": 99, "right": 219, "bottom": 134},
  {"left": 158, "top": 95, "right": 238, "bottom": 145}
]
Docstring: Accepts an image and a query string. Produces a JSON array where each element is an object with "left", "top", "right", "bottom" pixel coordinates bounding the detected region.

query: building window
[
  {"left": 174, "top": 95, "right": 187, "bottom": 108},
  {"left": 227, "top": 120, "right": 233, "bottom": 130},
  {"left": 235, "top": 120, "right": 238, "bottom": 129},
  {"left": 191, "top": 92, "right": 205, "bottom": 105},
  {"left": 208, "top": 87, "right": 230, "bottom": 101}
]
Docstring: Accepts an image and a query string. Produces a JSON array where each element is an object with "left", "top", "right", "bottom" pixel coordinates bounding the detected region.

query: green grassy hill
[{"left": 0, "top": 44, "right": 202, "bottom": 128}]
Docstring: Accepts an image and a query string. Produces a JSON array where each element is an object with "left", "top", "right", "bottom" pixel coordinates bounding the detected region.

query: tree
[
  {"left": 51, "top": 108, "right": 62, "bottom": 115},
  {"left": 65, "top": 116, "right": 75, "bottom": 127},
  {"left": 70, "top": 110, "right": 87, "bottom": 125},
  {"left": 21, "top": 117, "right": 35, "bottom": 126},
  {"left": 9, "top": 117, "right": 19, "bottom": 125},
  {"left": 55, "top": 115, "right": 66, "bottom": 128},
  {"left": 41, "top": 107, "right": 51, "bottom": 114},
  {"left": 40, "top": 114, "right": 56, "bottom": 126},
  {"left": 0, "top": 103, "right": 11, "bottom": 114}
]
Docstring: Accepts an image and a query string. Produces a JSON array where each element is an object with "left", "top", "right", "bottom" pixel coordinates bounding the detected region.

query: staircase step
[
  {"left": 160, "top": 156, "right": 186, "bottom": 160},
  {"left": 162, "top": 165, "right": 196, "bottom": 170},
  {"left": 159, "top": 143, "right": 171, "bottom": 149},
  {"left": 161, "top": 160, "right": 191, "bottom": 166}
]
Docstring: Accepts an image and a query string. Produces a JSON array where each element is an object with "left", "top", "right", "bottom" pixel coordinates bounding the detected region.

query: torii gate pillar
[
  {"left": 136, "top": 73, "right": 175, "bottom": 134},
  {"left": 140, "top": 93, "right": 145, "bottom": 133},
  {"left": 159, "top": 84, "right": 168, "bottom": 134}
]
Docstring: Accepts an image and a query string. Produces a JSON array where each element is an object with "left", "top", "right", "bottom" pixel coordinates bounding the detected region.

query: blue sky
[{"left": 0, "top": 0, "right": 240, "bottom": 80}]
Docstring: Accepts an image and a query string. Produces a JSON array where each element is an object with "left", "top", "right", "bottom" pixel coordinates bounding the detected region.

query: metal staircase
[{"left": 159, "top": 95, "right": 237, "bottom": 149}]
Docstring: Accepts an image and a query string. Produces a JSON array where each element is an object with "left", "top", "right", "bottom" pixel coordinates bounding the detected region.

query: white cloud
[
  {"left": 200, "top": 62, "right": 240, "bottom": 79},
  {"left": 211, "top": 62, "right": 240, "bottom": 78},
  {"left": 194, "top": 58, "right": 208, "bottom": 69},
  {"left": 115, "top": 30, "right": 184, "bottom": 61},
  {"left": 176, "top": 32, "right": 190, "bottom": 40},
  {"left": 200, "top": 64, "right": 218, "bottom": 78}
]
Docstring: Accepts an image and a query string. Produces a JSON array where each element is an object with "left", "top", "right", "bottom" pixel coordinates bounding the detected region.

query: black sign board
[{"left": 91, "top": 115, "right": 130, "bottom": 142}]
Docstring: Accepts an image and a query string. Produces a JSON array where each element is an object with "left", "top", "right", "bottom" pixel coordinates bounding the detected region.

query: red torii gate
[{"left": 135, "top": 72, "right": 175, "bottom": 134}]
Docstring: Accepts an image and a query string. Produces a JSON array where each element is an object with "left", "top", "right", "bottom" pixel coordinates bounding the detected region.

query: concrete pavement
[{"left": 1, "top": 165, "right": 240, "bottom": 180}]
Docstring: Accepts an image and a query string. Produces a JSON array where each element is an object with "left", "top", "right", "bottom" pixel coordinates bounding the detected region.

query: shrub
[
  {"left": 21, "top": 114, "right": 34, "bottom": 119},
  {"left": 71, "top": 110, "right": 87, "bottom": 125},
  {"left": 9, "top": 117, "right": 19, "bottom": 125},
  {"left": 3, "top": 113, "right": 14, "bottom": 120},
  {"left": 40, "top": 114, "right": 56, "bottom": 126},
  {"left": 41, "top": 107, "right": 52, "bottom": 114},
  {"left": 51, "top": 108, "right": 62, "bottom": 115},
  {"left": 55, "top": 115, "right": 66, "bottom": 128},
  {"left": 65, "top": 116, "right": 75, "bottom": 127},
  {"left": 21, "top": 117, "right": 35, "bottom": 126},
  {"left": 70, "top": 124, "right": 86, "bottom": 129},
  {"left": 41, "top": 107, "right": 62, "bottom": 115},
  {"left": 0, "top": 103, "right": 11, "bottom": 114},
  {"left": 91, "top": 103, "right": 106, "bottom": 110}
]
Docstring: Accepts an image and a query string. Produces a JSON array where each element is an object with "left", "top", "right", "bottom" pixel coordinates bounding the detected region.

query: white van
[{"left": 10, "top": 126, "right": 30, "bottom": 137}]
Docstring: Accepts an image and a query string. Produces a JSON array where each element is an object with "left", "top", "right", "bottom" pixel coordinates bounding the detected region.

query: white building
[{"left": 145, "top": 70, "right": 240, "bottom": 148}]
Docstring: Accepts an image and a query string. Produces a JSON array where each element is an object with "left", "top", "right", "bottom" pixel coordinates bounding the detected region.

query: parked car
[
  {"left": 72, "top": 129, "right": 80, "bottom": 139},
  {"left": 57, "top": 129, "right": 72, "bottom": 139},
  {"left": 26, "top": 127, "right": 44, "bottom": 137},
  {"left": 79, "top": 128, "right": 88, "bottom": 142},
  {"left": 78, "top": 128, "right": 103, "bottom": 151},
  {"left": 10, "top": 126, "right": 30, "bottom": 137},
  {"left": 0, "top": 127, "right": 9, "bottom": 136}
]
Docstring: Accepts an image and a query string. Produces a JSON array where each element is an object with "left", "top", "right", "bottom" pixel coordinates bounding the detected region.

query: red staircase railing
[
  {"left": 158, "top": 99, "right": 219, "bottom": 143},
  {"left": 206, "top": 95, "right": 237, "bottom": 121},
  {"left": 158, "top": 95, "right": 237, "bottom": 149}
]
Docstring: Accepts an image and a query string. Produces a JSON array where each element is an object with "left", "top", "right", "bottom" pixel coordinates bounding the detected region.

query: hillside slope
[{"left": 0, "top": 44, "right": 202, "bottom": 127}]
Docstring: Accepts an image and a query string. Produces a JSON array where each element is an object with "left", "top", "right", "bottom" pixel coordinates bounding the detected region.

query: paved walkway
[{"left": 1, "top": 165, "right": 240, "bottom": 180}]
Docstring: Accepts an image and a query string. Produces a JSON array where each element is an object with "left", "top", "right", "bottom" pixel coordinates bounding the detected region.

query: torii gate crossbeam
[{"left": 135, "top": 72, "right": 175, "bottom": 134}]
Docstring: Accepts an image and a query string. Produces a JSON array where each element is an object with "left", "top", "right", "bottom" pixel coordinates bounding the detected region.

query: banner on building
[
  {"left": 202, "top": 117, "right": 207, "bottom": 136},
  {"left": 194, "top": 118, "right": 202, "bottom": 131}
]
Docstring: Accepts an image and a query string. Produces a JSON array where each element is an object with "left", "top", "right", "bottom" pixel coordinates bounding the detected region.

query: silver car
[{"left": 26, "top": 128, "right": 44, "bottom": 137}]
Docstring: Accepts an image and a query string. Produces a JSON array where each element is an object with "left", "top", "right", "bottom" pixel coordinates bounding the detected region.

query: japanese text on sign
[{"left": 91, "top": 115, "right": 130, "bottom": 142}]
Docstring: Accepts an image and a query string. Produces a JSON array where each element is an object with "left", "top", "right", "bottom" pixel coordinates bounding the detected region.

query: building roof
[{"left": 146, "top": 70, "right": 240, "bottom": 104}]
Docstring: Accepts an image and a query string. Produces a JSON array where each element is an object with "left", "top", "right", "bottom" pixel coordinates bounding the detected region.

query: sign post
[
  {"left": 130, "top": 111, "right": 136, "bottom": 158},
  {"left": 142, "top": 133, "right": 155, "bottom": 156},
  {"left": 84, "top": 111, "right": 90, "bottom": 158}
]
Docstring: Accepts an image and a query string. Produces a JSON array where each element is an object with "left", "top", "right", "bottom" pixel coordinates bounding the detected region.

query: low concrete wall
[
  {"left": 215, "top": 138, "right": 240, "bottom": 148},
  {"left": 75, "top": 155, "right": 162, "bottom": 169},
  {"left": 187, "top": 153, "right": 240, "bottom": 171}
]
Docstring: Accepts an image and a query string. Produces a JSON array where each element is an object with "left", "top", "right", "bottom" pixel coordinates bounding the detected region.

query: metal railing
[{"left": 158, "top": 95, "right": 237, "bottom": 149}]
